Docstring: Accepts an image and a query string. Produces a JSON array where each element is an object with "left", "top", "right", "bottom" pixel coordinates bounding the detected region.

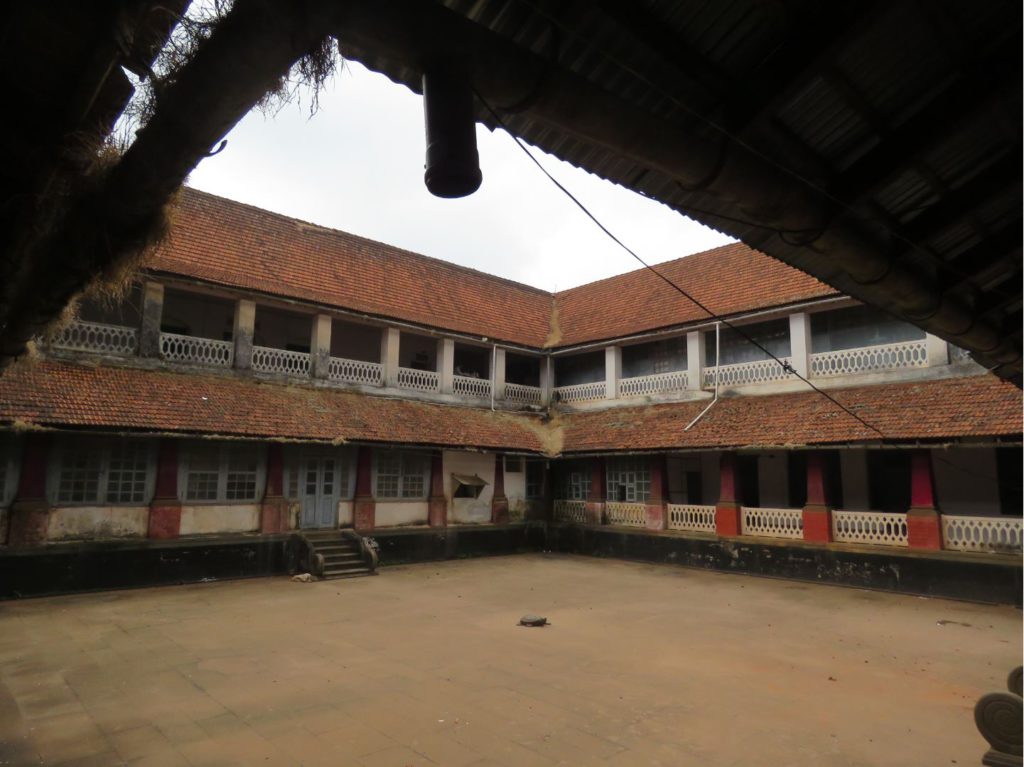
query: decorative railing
[
  {"left": 397, "top": 366, "right": 440, "bottom": 392},
  {"left": 505, "top": 382, "right": 542, "bottom": 405},
  {"left": 619, "top": 370, "right": 688, "bottom": 397},
  {"left": 832, "top": 510, "right": 908, "bottom": 546},
  {"left": 453, "top": 374, "right": 492, "bottom": 399},
  {"left": 741, "top": 507, "right": 803, "bottom": 539},
  {"left": 605, "top": 501, "right": 647, "bottom": 528},
  {"left": 553, "top": 499, "right": 587, "bottom": 524},
  {"left": 159, "top": 332, "right": 233, "bottom": 367},
  {"left": 328, "top": 357, "right": 383, "bottom": 386},
  {"left": 251, "top": 345, "right": 310, "bottom": 376},
  {"left": 703, "top": 357, "right": 793, "bottom": 388},
  {"left": 667, "top": 504, "right": 716, "bottom": 533},
  {"left": 942, "top": 515, "right": 1022, "bottom": 553},
  {"left": 554, "top": 380, "right": 606, "bottom": 403},
  {"left": 810, "top": 339, "right": 928, "bottom": 378},
  {"left": 51, "top": 320, "right": 138, "bottom": 355}
]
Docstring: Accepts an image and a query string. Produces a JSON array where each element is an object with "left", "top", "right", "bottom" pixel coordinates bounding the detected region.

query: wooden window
[
  {"left": 606, "top": 458, "right": 651, "bottom": 502},
  {"left": 375, "top": 451, "right": 429, "bottom": 500},
  {"left": 525, "top": 461, "right": 545, "bottom": 499},
  {"left": 51, "top": 438, "right": 154, "bottom": 505},
  {"left": 180, "top": 442, "right": 265, "bottom": 503}
]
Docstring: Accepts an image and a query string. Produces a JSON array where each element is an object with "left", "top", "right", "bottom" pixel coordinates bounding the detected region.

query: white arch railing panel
[
  {"left": 605, "top": 501, "right": 647, "bottom": 528},
  {"left": 832, "top": 510, "right": 908, "bottom": 546},
  {"left": 159, "top": 332, "right": 233, "bottom": 367},
  {"left": 397, "top": 367, "right": 440, "bottom": 392},
  {"left": 553, "top": 499, "right": 587, "bottom": 524},
  {"left": 703, "top": 357, "right": 793, "bottom": 388},
  {"left": 619, "top": 370, "right": 688, "bottom": 397},
  {"left": 328, "top": 357, "right": 383, "bottom": 386},
  {"left": 810, "top": 339, "right": 928, "bottom": 378},
  {"left": 555, "top": 381, "right": 606, "bottom": 403},
  {"left": 667, "top": 504, "right": 716, "bottom": 532},
  {"left": 52, "top": 320, "right": 138, "bottom": 356},
  {"left": 942, "top": 515, "right": 1022, "bottom": 553},
  {"left": 505, "top": 383, "right": 542, "bottom": 404},
  {"left": 741, "top": 507, "right": 803, "bottom": 539},
  {"left": 453, "top": 374, "right": 492, "bottom": 399},
  {"left": 251, "top": 346, "right": 311, "bottom": 376}
]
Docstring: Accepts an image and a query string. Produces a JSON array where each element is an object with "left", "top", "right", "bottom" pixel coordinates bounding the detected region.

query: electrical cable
[{"left": 473, "top": 89, "right": 885, "bottom": 439}]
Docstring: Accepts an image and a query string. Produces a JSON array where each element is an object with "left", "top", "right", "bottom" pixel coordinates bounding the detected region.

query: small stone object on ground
[
  {"left": 292, "top": 573, "right": 314, "bottom": 583},
  {"left": 519, "top": 614, "right": 548, "bottom": 627}
]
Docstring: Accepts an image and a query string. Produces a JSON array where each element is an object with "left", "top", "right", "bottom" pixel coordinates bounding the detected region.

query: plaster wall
[
  {"left": 934, "top": 448, "right": 1001, "bottom": 516},
  {"left": 376, "top": 501, "right": 428, "bottom": 527},
  {"left": 444, "top": 451, "right": 495, "bottom": 524},
  {"left": 337, "top": 500, "right": 353, "bottom": 527},
  {"left": 503, "top": 462, "right": 528, "bottom": 521},
  {"left": 179, "top": 505, "right": 259, "bottom": 535},
  {"left": 840, "top": 450, "right": 871, "bottom": 510},
  {"left": 701, "top": 453, "right": 720, "bottom": 505},
  {"left": 47, "top": 506, "right": 147, "bottom": 540},
  {"left": 757, "top": 451, "right": 790, "bottom": 507}
]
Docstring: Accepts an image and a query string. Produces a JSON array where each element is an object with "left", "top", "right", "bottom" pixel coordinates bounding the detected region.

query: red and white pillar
[
  {"left": 353, "top": 446, "right": 376, "bottom": 531},
  {"left": 491, "top": 454, "right": 509, "bottom": 524},
  {"left": 585, "top": 457, "right": 605, "bottom": 525},
  {"left": 148, "top": 439, "right": 182, "bottom": 539},
  {"left": 259, "top": 443, "right": 289, "bottom": 534},
  {"left": 715, "top": 451, "right": 742, "bottom": 536},
  {"left": 802, "top": 451, "right": 833, "bottom": 543},
  {"left": 907, "top": 449, "right": 942, "bottom": 549},
  {"left": 427, "top": 450, "right": 447, "bottom": 527},
  {"left": 646, "top": 454, "right": 668, "bottom": 531},
  {"left": 8, "top": 434, "right": 51, "bottom": 546}
]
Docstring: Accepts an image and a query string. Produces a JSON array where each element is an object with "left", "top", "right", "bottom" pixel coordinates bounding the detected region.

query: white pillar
[
  {"left": 493, "top": 348, "right": 506, "bottom": 400},
  {"left": 438, "top": 338, "right": 455, "bottom": 394},
  {"left": 233, "top": 299, "right": 256, "bottom": 370},
  {"left": 540, "top": 356, "right": 554, "bottom": 406},
  {"left": 605, "top": 346, "right": 621, "bottom": 399},
  {"left": 788, "top": 312, "right": 811, "bottom": 378},
  {"left": 925, "top": 333, "right": 949, "bottom": 366},
  {"left": 139, "top": 281, "right": 164, "bottom": 358},
  {"left": 310, "top": 314, "right": 331, "bottom": 379},
  {"left": 380, "top": 327, "right": 400, "bottom": 387},
  {"left": 686, "top": 330, "right": 705, "bottom": 390}
]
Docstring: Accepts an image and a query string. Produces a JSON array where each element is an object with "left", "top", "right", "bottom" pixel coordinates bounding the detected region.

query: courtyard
[{"left": 0, "top": 554, "right": 1019, "bottom": 766}]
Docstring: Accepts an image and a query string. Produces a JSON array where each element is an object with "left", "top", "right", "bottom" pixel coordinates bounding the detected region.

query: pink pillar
[
  {"left": 259, "top": 443, "right": 289, "bottom": 534},
  {"left": 802, "top": 451, "right": 833, "bottom": 543},
  {"left": 148, "top": 439, "right": 182, "bottom": 539},
  {"left": 715, "top": 452, "right": 742, "bottom": 537},
  {"left": 585, "top": 457, "right": 605, "bottom": 525},
  {"left": 427, "top": 450, "right": 447, "bottom": 527},
  {"left": 645, "top": 454, "right": 667, "bottom": 531},
  {"left": 8, "top": 434, "right": 51, "bottom": 546},
  {"left": 491, "top": 454, "right": 509, "bottom": 524},
  {"left": 907, "top": 449, "right": 942, "bottom": 549},
  {"left": 353, "top": 446, "right": 376, "bottom": 531}
]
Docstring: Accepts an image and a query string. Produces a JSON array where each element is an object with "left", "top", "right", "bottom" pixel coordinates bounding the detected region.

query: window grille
[
  {"left": 181, "top": 442, "right": 265, "bottom": 502},
  {"left": 375, "top": 451, "right": 428, "bottom": 499},
  {"left": 52, "top": 439, "right": 154, "bottom": 505},
  {"left": 526, "top": 461, "right": 545, "bottom": 499},
  {"left": 562, "top": 470, "right": 591, "bottom": 500},
  {"left": 606, "top": 458, "right": 651, "bottom": 502},
  {"left": 225, "top": 446, "right": 260, "bottom": 500}
]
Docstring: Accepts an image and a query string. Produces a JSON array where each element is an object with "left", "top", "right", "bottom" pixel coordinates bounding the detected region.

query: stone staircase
[{"left": 287, "top": 530, "right": 378, "bottom": 580}]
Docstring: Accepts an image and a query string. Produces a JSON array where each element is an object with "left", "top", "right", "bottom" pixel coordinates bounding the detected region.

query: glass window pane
[
  {"left": 185, "top": 444, "right": 220, "bottom": 501},
  {"left": 106, "top": 441, "right": 150, "bottom": 503},
  {"left": 57, "top": 445, "right": 103, "bottom": 503},
  {"left": 225, "top": 445, "right": 259, "bottom": 500}
]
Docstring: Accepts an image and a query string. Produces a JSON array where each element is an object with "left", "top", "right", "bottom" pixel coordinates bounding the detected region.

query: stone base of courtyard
[
  {"left": 0, "top": 522, "right": 1018, "bottom": 604},
  {"left": 0, "top": 555, "right": 1018, "bottom": 766}
]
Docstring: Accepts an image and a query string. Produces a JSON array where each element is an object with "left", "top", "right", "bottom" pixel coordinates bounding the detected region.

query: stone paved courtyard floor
[{"left": 0, "top": 553, "right": 1019, "bottom": 766}]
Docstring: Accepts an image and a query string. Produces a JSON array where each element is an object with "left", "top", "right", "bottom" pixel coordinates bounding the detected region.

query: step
[
  {"left": 322, "top": 555, "right": 363, "bottom": 566},
  {"left": 322, "top": 567, "right": 372, "bottom": 579},
  {"left": 316, "top": 543, "right": 359, "bottom": 552}
]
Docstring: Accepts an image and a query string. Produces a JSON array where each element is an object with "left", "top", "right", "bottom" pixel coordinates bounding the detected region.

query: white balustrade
[
  {"left": 810, "top": 339, "right": 928, "bottom": 378},
  {"left": 741, "top": 507, "right": 803, "bottom": 539},
  {"left": 453, "top": 374, "right": 492, "bottom": 398},
  {"left": 397, "top": 366, "right": 440, "bottom": 392},
  {"left": 667, "top": 504, "right": 716, "bottom": 532},
  {"left": 554, "top": 380, "right": 607, "bottom": 403},
  {"left": 832, "top": 510, "right": 908, "bottom": 546},
  {"left": 703, "top": 357, "right": 793, "bottom": 388},
  {"left": 251, "top": 345, "right": 310, "bottom": 376},
  {"left": 605, "top": 501, "right": 647, "bottom": 528},
  {"left": 619, "top": 370, "right": 689, "bottom": 397},
  {"left": 942, "top": 515, "right": 1022, "bottom": 553},
  {"left": 328, "top": 357, "right": 383, "bottom": 386},
  {"left": 554, "top": 499, "right": 587, "bottom": 524},
  {"left": 51, "top": 320, "right": 138, "bottom": 355},
  {"left": 505, "top": 382, "right": 542, "bottom": 405},
  {"left": 159, "top": 332, "right": 233, "bottom": 367}
]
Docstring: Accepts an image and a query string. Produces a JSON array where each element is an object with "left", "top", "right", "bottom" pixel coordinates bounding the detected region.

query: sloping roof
[
  {"left": 149, "top": 189, "right": 555, "bottom": 348},
  {"left": 148, "top": 189, "right": 836, "bottom": 349},
  {"left": 0, "top": 360, "right": 550, "bottom": 453},
  {"left": 559, "top": 375, "right": 1023, "bottom": 453},
  {"left": 553, "top": 242, "right": 835, "bottom": 346}
]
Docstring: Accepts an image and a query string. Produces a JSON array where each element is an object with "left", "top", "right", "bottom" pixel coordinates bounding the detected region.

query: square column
[
  {"left": 259, "top": 443, "right": 290, "bottom": 533},
  {"left": 801, "top": 451, "right": 833, "bottom": 543},
  {"left": 715, "top": 451, "right": 742, "bottom": 536},
  {"left": 686, "top": 331, "right": 705, "bottom": 390},
  {"left": 540, "top": 356, "right": 554, "bottom": 406},
  {"left": 139, "top": 281, "right": 164, "bottom": 358},
  {"left": 493, "top": 348, "right": 506, "bottom": 400},
  {"left": 7, "top": 434, "right": 52, "bottom": 546},
  {"left": 310, "top": 314, "right": 332, "bottom": 379},
  {"left": 789, "top": 313, "right": 811, "bottom": 378},
  {"left": 491, "top": 453, "right": 509, "bottom": 524},
  {"left": 148, "top": 439, "right": 182, "bottom": 539},
  {"left": 907, "top": 449, "right": 941, "bottom": 549},
  {"left": 353, "top": 446, "right": 376, "bottom": 530},
  {"left": 925, "top": 334, "right": 949, "bottom": 367},
  {"left": 585, "top": 457, "right": 606, "bottom": 525},
  {"left": 233, "top": 299, "right": 255, "bottom": 370},
  {"left": 605, "top": 346, "right": 621, "bottom": 399},
  {"left": 380, "top": 328, "right": 400, "bottom": 387},
  {"left": 438, "top": 338, "right": 455, "bottom": 394},
  {"left": 428, "top": 450, "right": 446, "bottom": 527},
  {"left": 646, "top": 454, "right": 667, "bottom": 531}
]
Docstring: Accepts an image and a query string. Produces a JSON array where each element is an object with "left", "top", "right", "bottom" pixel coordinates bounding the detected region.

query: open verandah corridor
[{"left": 0, "top": 554, "right": 1018, "bottom": 766}]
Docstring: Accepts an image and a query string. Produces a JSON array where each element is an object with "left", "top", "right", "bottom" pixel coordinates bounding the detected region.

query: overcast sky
[{"left": 187, "top": 61, "right": 733, "bottom": 292}]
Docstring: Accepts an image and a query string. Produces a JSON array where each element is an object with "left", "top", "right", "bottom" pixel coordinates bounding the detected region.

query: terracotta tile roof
[
  {"left": 147, "top": 190, "right": 837, "bottom": 350},
  {"left": 0, "top": 360, "right": 549, "bottom": 453},
  {"left": 147, "top": 189, "right": 554, "bottom": 347},
  {"left": 559, "top": 375, "right": 1023, "bottom": 453},
  {"left": 552, "top": 242, "right": 838, "bottom": 347}
]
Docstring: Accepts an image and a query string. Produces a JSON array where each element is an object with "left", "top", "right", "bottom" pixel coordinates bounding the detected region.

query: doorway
[{"left": 298, "top": 451, "right": 343, "bottom": 529}]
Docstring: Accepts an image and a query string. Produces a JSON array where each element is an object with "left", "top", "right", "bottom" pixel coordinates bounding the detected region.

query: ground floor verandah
[{"left": 0, "top": 555, "right": 1018, "bottom": 766}]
